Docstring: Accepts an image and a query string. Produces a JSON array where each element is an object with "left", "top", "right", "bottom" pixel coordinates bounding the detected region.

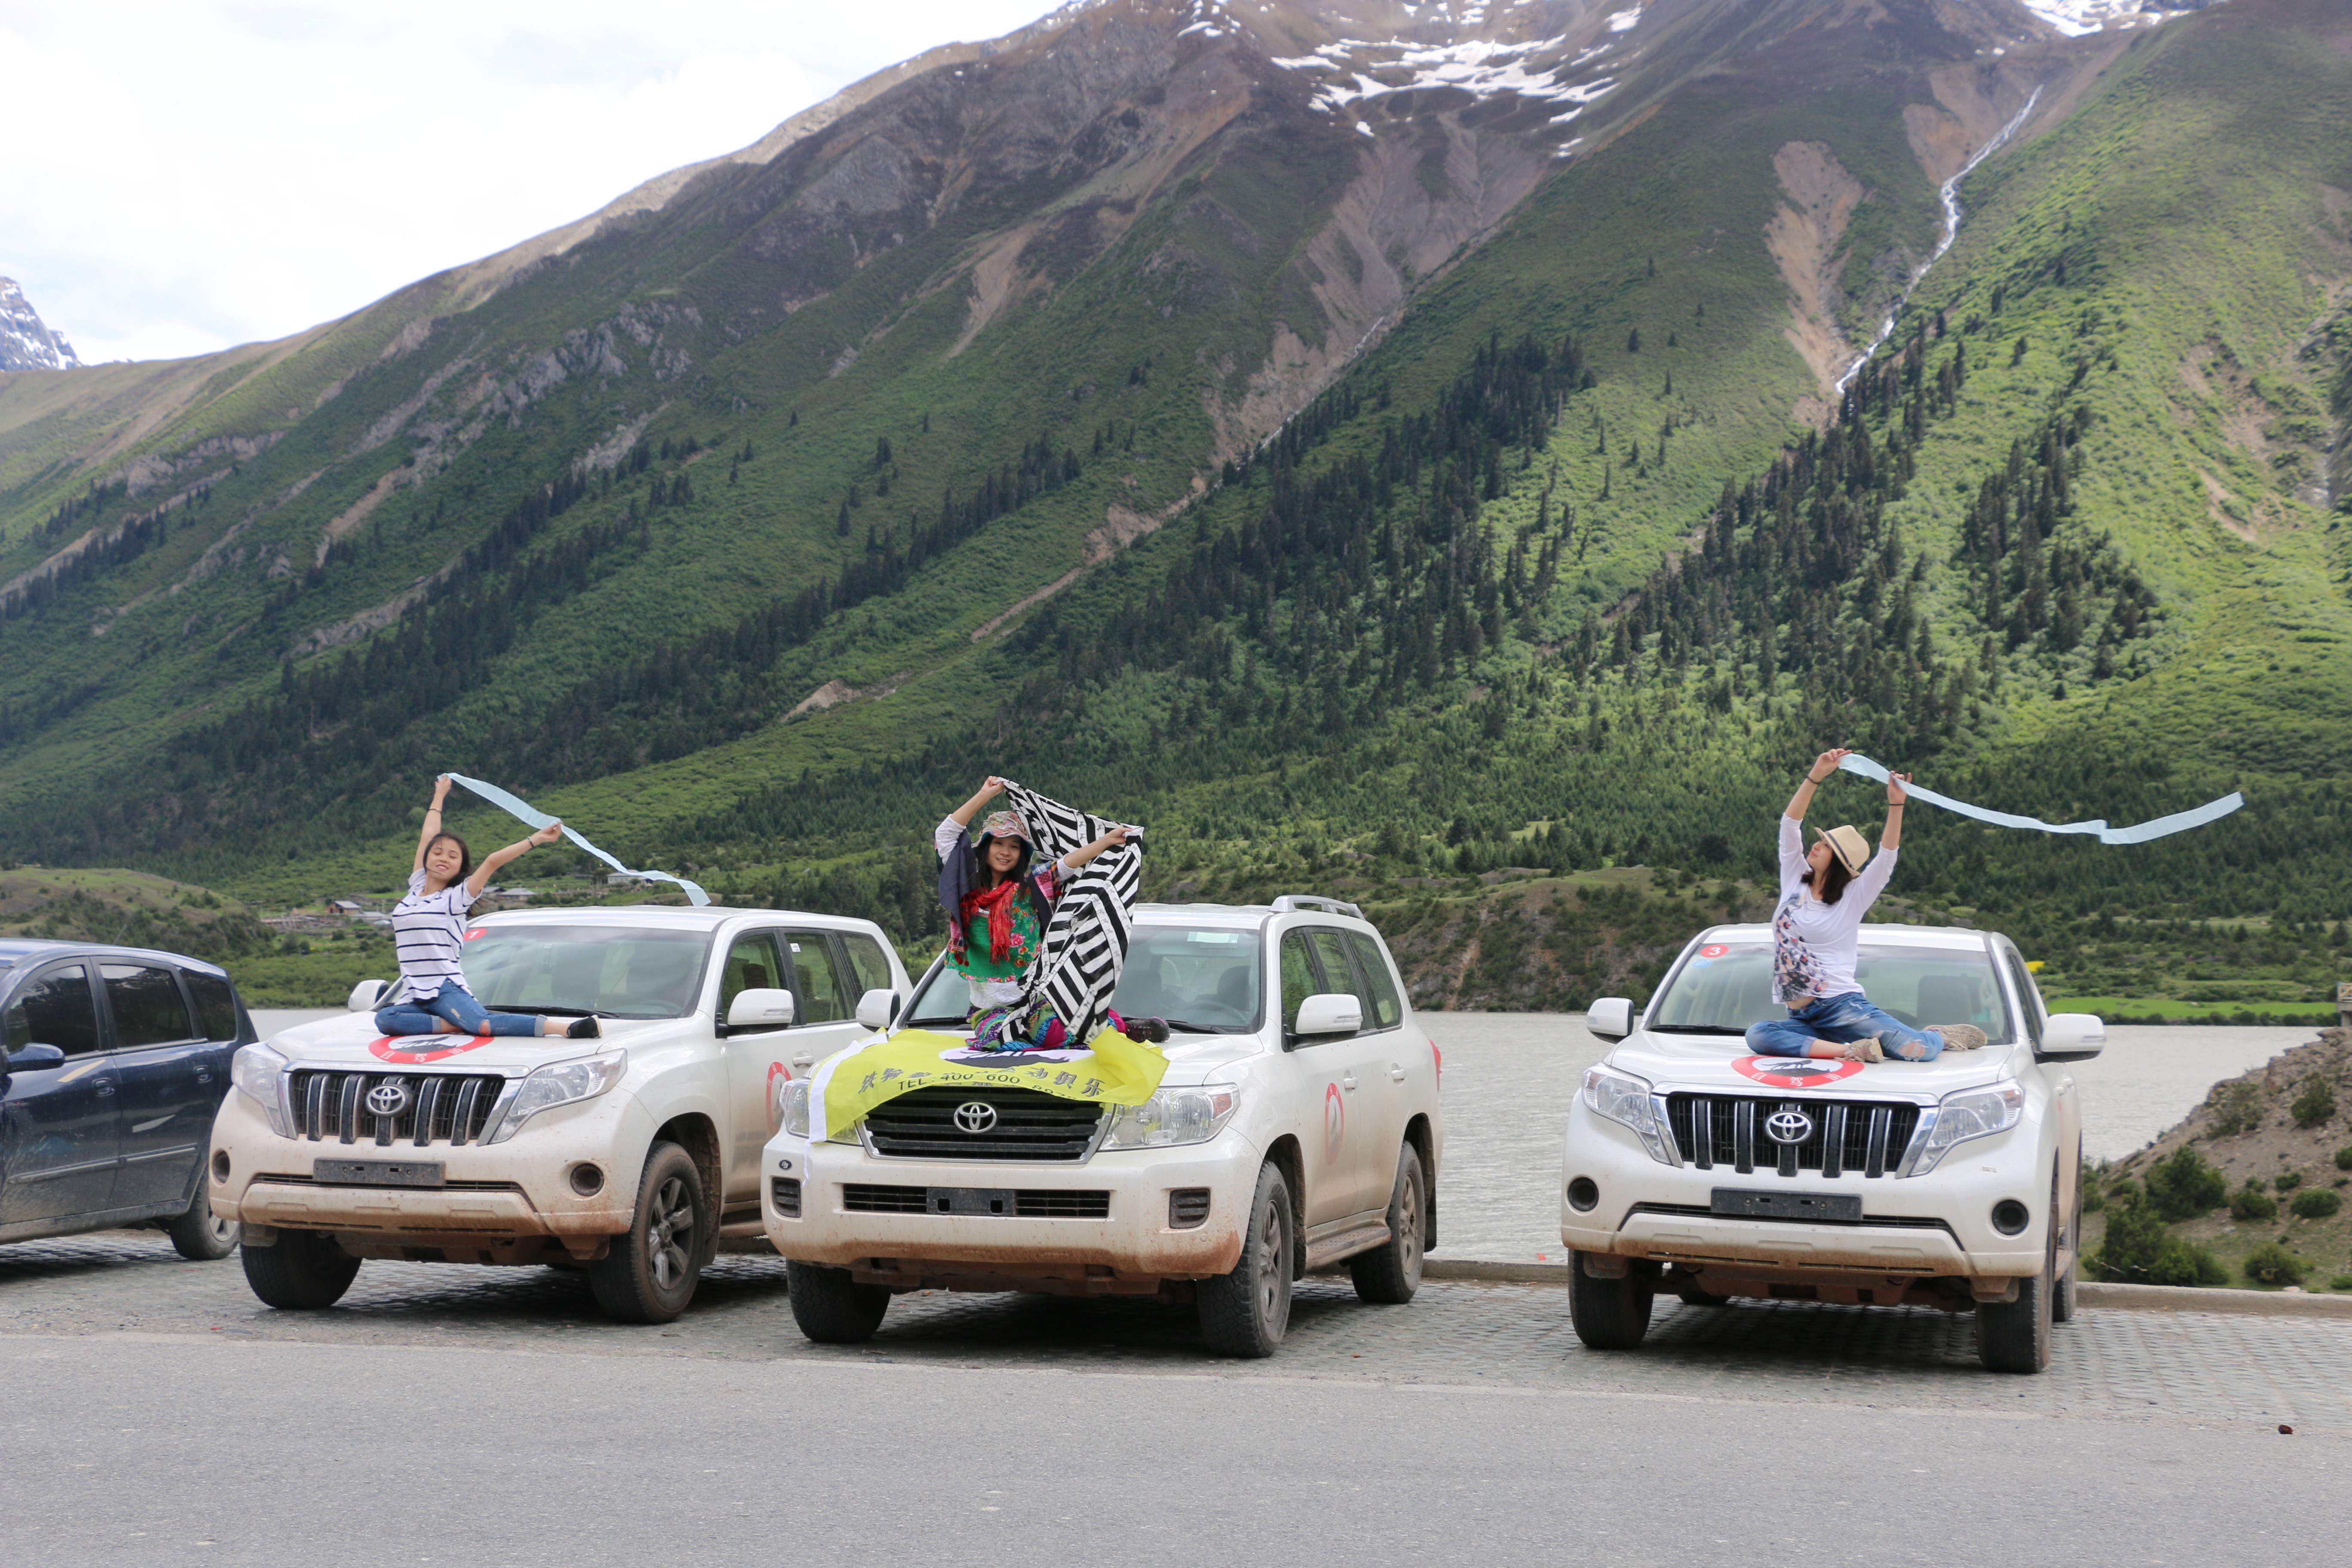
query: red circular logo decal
[
  {"left": 1323, "top": 1081, "right": 1346, "bottom": 1165},
  {"left": 1698, "top": 943, "right": 1727, "bottom": 958},
  {"left": 1732, "top": 1055, "right": 1863, "bottom": 1088},
  {"left": 767, "top": 1059, "right": 794, "bottom": 1132},
  {"left": 370, "top": 1035, "right": 494, "bottom": 1064},
  {"left": 462, "top": 928, "right": 487, "bottom": 941}
]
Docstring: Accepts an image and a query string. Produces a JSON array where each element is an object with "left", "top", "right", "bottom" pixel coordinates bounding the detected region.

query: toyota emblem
[
  {"left": 365, "top": 1081, "right": 411, "bottom": 1118},
  {"left": 953, "top": 1101, "right": 998, "bottom": 1135},
  {"left": 1764, "top": 1109, "right": 1815, "bottom": 1145}
]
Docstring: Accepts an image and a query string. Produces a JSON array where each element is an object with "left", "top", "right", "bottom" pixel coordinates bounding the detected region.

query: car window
[
  {"left": 1345, "top": 932, "right": 1404, "bottom": 1031},
  {"left": 719, "top": 932, "right": 783, "bottom": 1017},
  {"left": 784, "top": 932, "right": 849, "bottom": 1024},
  {"left": 1650, "top": 940, "right": 2018, "bottom": 1045},
  {"left": 1307, "top": 929, "right": 1362, "bottom": 1019},
  {"left": 1279, "top": 930, "right": 1316, "bottom": 1035},
  {"left": 102, "top": 963, "right": 199, "bottom": 1047},
  {"left": 1107, "top": 925, "right": 1262, "bottom": 1033},
  {"left": 5, "top": 963, "right": 101, "bottom": 1057},
  {"left": 460, "top": 925, "right": 709, "bottom": 1019},
  {"left": 906, "top": 955, "right": 972, "bottom": 1029},
  {"left": 840, "top": 932, "right": 894, "bottom": 996},
  {"left": 185, "top": 971, "right": 240, "bottom": 1041},
  {"left": 2003, "top": 949, "right": 2045, "bottom": 1047}
]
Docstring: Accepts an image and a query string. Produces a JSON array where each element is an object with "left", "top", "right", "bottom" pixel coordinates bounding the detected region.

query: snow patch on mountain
[
  {"left": 0, "top": 278, "right": 81, "bottom": 372},
  {"left": 2018, "top": 1, "right": 2216, "bottom": 36}
]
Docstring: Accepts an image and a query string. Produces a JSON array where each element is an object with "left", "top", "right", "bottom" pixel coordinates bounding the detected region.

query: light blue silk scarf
[
  {"left": 443, "top": 773, "right": 710, "bottom": 905},
  {"left": 1835, "top": 755, "right": 2242, "bottom": 844}
]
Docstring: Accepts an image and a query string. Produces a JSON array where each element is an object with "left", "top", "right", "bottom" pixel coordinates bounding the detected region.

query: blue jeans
[
  {"left": 1747, "top": 992, "right": 1945, "bottom": 1061},
  {"left": 374, "top": 987, "right": 543, "bottom": 1038}
]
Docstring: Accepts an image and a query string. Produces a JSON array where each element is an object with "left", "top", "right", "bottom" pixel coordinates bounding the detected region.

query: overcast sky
[{"left": 2, "top": 0, "right": 1058, "bottom": 364}]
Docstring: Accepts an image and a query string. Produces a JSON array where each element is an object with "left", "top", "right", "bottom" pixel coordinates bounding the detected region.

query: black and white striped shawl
[{"left": 1001, "top": 780, "right": 1142, "bottom": 1045}]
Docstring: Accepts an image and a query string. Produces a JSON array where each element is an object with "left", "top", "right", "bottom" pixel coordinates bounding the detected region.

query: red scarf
[{"left": 959, "top": 880, "right": 1020, "bottom": 964}]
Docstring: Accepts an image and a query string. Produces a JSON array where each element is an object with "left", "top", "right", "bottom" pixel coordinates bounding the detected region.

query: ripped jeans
[
  {"left": 1746, "top": 991, "right": 1945, "bottom": 1062},
  {"left": 374, "top": 986, "right": 544, "bottom": 1039}
]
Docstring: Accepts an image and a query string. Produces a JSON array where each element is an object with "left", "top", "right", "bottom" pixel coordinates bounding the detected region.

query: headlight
[
  {"left": 485, "top": 1050, "right": 627, "bottom": 1143},
  {"left": 1902, "top": 1081, "right": 2024, "bottom": 1176},
  {"left": 231, "top": 1044, "right": 291, "bottom": 1137},
  {"left": 783, "top": 1078, "right": 811, "bottom": 1139},
  {"left": 1101, "top": 1085, "right": 1241, "bottom": 1150},
  {"left": 1580, "top": 1065, "right": 1674, "bottom": 1166}
]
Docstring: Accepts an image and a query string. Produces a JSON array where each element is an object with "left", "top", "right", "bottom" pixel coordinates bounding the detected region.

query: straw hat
[{"left": 1817, "top": 824, "right": 1871, "bottom": 876}]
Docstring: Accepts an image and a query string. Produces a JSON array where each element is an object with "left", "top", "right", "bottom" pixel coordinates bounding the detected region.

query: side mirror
[
  {"left": 725, "top": 987, "right": 796, "bottom": 1035},
  {"left": 855, "top": 989, "right": 900, "bottom": 1032},
  {"left": 4, "top": 1043, "right": 66, "bottom": 1070},
  {"left": 1293, "top": 993, "right": 1363, "bottom": 1037},
  {"left": 2038, "top": 1013, "right": 2105, "bottom": 1061},
  {"left": 1586, "top": 998, "right": 1635, "bottom": 1042},
  {"left": 346, "top": 978, "right": 390, "bottom": 1013}
]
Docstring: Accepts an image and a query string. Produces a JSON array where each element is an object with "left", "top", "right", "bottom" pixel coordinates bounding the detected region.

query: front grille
[
  {"left": 1663, "top": 1094, "right": 1922, "bottom": 1179},
  {"left": 1169, "top": 1188, "right": 1211, "bottom": 1229},
  {"left": 289, "top": 1069, "right": 507, "bottom": 1147},
  {"left": 841, "top": 1184, "right": 1111, "bottom": 1218},
  {"left": 861, "top": 1087, "right": 1105, "bottom": 1162},
  {"left": 771, "top": 1177, "right": 802, "bottom": 1217}
]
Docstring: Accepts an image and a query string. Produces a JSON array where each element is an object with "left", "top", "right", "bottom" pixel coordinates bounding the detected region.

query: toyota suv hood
[
  {"left": 1605, "top": 1031, "right": 2030, "bottom": 1096},
  {"left": 261, "top": 1012, "right": 628, "bottom": 1071}
]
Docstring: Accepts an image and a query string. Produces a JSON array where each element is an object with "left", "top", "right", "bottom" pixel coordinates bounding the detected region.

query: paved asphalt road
[{"left": 3, "top": 1234, "right": 2346, "bottom": 1566}]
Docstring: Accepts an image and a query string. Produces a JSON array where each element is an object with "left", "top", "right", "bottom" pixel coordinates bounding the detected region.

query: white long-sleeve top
[{"left": 1770, "top": 814, "right": 1896, "bottom": 1005}]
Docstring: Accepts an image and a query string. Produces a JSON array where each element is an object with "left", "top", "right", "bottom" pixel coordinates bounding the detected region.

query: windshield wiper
[
  {"left": 1157, "top": 1018, "right": 1236, "bottom": 1035},
  {"left": 1644, "top": 1023, "right": 1749, "bottom": 1035}
]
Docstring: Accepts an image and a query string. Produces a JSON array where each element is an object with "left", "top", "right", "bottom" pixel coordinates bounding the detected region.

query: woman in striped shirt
[{"left": 373, "top": 775, "right": 599, "bottom": 1040}]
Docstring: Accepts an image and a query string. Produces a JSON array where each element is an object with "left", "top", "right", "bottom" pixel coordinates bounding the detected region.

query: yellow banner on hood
[{"left": 817, "top": 1027, "right": 1169, "bottom": 1142}]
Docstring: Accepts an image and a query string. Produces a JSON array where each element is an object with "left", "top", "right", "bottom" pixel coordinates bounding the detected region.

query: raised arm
[
  {"left": 466, "top": 821, "right": 564, "bottom": 899},
  {"left": 950, "top": 776, "right": 1004, "bottom": 829},
  {"left": 1784, "top": 749, "right": 1851, "bottom": 821},
  {"left": 415, "top": 775, "right": 453, "bottom": 872},
  {"left": 1880, "top": 772, "right": 1909, "bottom": 851},
  {"left": 1060, "top": 825, "right": 1134, "bottom": 873}
]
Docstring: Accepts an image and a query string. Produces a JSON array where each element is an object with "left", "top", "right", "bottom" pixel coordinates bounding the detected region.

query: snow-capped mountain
[
  {"left": 2019, "top": 0, "right": 2223, "bottom": 34},
  {"left": 0, "top": 277, "right": 80, "bottom": 371}
]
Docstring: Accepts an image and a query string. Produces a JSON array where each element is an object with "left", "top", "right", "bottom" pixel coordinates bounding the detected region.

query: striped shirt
[{"left": 392, "top": 869, "right": 478, "bottom": 999}]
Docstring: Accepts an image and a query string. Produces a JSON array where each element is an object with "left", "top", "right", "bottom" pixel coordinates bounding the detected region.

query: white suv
[
  {"left": 1561, "top": 923, "right": 2102, "bottom": 1373},
  {"left": 762, "top": 897, "right": 1445, "bottom": 1357},
  {"left": 208, "top": 905, "right": 910, "bottom": 1323}
]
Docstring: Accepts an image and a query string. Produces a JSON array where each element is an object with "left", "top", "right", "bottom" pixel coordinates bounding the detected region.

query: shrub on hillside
[
  {"left": 2230, "top": 1184, "right": 2278, "bottom": 1221},
  {"left": 2144, "top": 1145, "right": 2228, "bottom": 1220},
  {"left": 2291, "top": 1076, "right": 2337, "bottom": 1128},
  {"left": 2288, "top": 1188, "right": 2341, "bottom": 1219},
  {"left": 2211, "top": 1081, "right": 2263, "bottom": 1136},
  {"left": 2331, "top": 1275, "right": 2352, "bottom": 1292},
  {"left": 2335, "top": 1145, "right": 2352, "bottom": 1171},
  {"left": 2090, "top": 1189, "right": 2228, "bottom": 1287},
  {"left": 2276, "top": 1170, "right": 2303, "bottom": 1192},
  {"left": 2242, "top": 1242, "right": 2311, "bottom": 1288}
]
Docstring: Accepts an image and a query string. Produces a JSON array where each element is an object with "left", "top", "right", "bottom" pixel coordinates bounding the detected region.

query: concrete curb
[{"left": 1419, "top": 1260, "right": 2352, "bottom": 1317}]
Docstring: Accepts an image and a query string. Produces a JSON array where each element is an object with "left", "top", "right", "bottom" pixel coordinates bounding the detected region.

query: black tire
[
  {"left": 784, "top": 1260, "right": 891, "bottom": 1343},
  {"left": 1976, "top": 1176, "right": 2056, "bottom": 1374},
  {"left": 2052, "top": 1160, "right": 2082, "bottom": 1325},
  {"left": 164, "top": 1182, "right": 241, "bottom": 1262},
  {"left": 588, "top": 1141, "right": 709, "bottom": 1325},
  {"left": 1198, "top": 1161, "right": 1294, "bottom": 1357},
  {"left": 240, "top": 1228, "right": 360, "bottom": 1310},
  {"left": 1349, "top": 1144, "right": 1426, "bottom": 1305},
  {"left": 1568, "top": 1251, "right": 1655, "bottom": 1350}
]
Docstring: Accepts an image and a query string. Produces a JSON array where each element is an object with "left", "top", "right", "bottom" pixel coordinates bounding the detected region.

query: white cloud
[{"left": 0, "top": 0, "right": 1059, "bottom": 362}]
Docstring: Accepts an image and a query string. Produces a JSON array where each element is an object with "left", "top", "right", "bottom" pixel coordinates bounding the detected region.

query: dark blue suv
[{"left": 1, "top": 939, "right": 254, "bottom": 1259}]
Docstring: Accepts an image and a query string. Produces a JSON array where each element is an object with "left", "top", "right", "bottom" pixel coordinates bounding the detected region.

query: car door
[
  {"left": 1305, "top": 927, "right": 1407, "bottom": 1221},
  {"left": 99, "top": 962, "right": 214, "bottom": 1210},
  {"left": 783, "top": 931, "right": 867, "bottom": 1072},
  {"left": 1279, "top": 928, "right": 1380, "bottom": 1228},
  {"left": 0, "top": 959, "right": 120, "bottom": 1225},
  {"left": 715, "top": 929, "right": 793, "bottom": 1206}
]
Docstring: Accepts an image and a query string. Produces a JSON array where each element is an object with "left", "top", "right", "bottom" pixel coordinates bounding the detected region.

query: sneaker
[
  {"left": 1124, "top": 1016, "right": 1171, "bottom": 1044},
  {"left": 1930, "top": 1023, "right": 1988, "bottom": 1052},
  {"left": 567, "top": 1017, "right": 603, "bottom": 1039},
  {"left": 1841, "top": 1038, "right": 1884, "bottom": 1063}
]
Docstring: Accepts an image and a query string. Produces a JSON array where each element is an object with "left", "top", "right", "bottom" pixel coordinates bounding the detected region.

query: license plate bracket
[
  {"left": 1710, "top": 1187, "right": 1861, "bottom": 1222},
  {"left": 925, "top": 1186, "right": 1018, "bottom": 1216},
  {"left": 315, "top": 1158, "right": 446, "bottom": 1188}
]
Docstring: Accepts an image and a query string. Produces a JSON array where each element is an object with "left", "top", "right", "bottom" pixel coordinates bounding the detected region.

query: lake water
[
  {"left": 251, "top": 1007, "right": 2321, "bottom": 1264},
  {"left": 1423, "top": 1011, "right": 2322, "bottom": 1264}
]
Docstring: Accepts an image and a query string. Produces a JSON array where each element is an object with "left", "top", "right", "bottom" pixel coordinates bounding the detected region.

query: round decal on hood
[
  {"left": 370, "top": 1035, "right": 494, "bottom": 1064},
  {"left": 1733, "top": 1055, "right": 1862, "bottom": 1088}
]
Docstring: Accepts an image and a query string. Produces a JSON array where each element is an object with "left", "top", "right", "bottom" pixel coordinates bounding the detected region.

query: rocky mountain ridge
[{"left": 0, "top": 278, "right": 80, "bottom": 373}]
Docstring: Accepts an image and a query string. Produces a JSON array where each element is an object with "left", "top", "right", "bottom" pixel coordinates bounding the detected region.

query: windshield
[
  {"left": 903, "top": 924, "right": 1265, "bottom": 1036},
  {"left": 1648, "top": 939, "right": 2017, "bottom": 1045},
  {"left": 457, "top": 925, "right": 711, "bottom": 1019}
]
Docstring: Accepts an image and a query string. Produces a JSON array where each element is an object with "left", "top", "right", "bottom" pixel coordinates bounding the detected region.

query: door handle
[
  {"left": 792, "top": 1055, "right": 815, "bottom": 1070},
  {"left": 1341, "top": 1073, "right": 1358, "bottom": 1092},
  {"left": 1388, "top": 1063, "right": 1406, "bottom": 1083},
  {"left": 96, "top": 1084, "right": 115, "bottom": 1096}
]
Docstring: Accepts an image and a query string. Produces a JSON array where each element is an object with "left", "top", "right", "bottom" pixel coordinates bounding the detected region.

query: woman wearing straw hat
[{"left": 1745, "top": 749, "right": 1988, "bottom": 1063}]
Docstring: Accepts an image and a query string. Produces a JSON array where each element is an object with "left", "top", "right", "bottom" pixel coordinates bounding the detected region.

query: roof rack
[{"left": 1269, "top": 894, "right": 1364, "bottom": 919}]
